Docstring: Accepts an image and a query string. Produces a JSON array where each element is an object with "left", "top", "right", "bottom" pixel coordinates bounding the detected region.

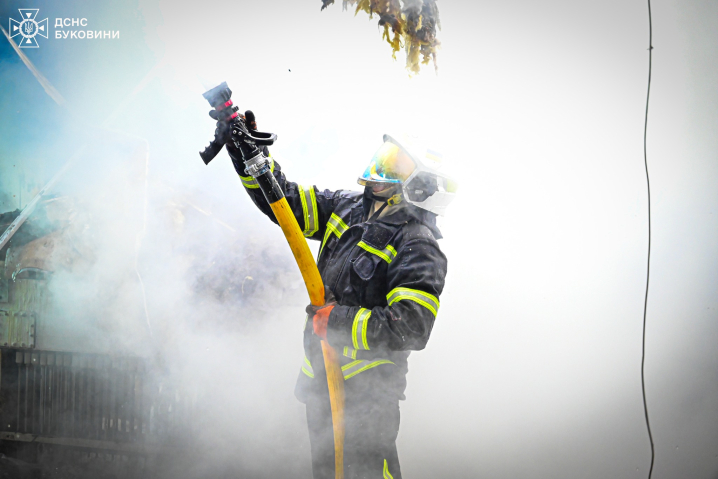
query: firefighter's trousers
[{"left": 305, "top": 385, "right": 401, "bottom": 479}]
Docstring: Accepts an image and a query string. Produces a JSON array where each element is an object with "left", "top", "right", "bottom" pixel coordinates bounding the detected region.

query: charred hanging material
[{"left": 321, "top": 0, "right": 441, "bottom": 74}]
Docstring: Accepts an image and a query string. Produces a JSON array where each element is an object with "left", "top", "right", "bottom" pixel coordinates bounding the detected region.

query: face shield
[
  {"left": 357, "top": 134, "right": 458, "bottom": 216},
  {"left": 358, "top": 142, "right": 417, "bottom": 187}
]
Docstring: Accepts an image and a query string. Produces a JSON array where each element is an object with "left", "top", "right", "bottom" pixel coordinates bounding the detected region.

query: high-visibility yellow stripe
[
  {"left": 342, "top": 346, "right": 357, "bottom": 360},
  {"left": 298, "top": 184, "right": 309, "bottom": 229},
  {"left": 303, "top": 352, "right": 395, "bottom": 380},
  {"left": 298, "top": 184, "right": 319, "bottom": 237},
  {"left": 239, "top": 158, "right": 275, "bottom": 189},
  {"left": 240, "top": 176, "right": 259, "bottom": 189},
  {"left": 357, "top": 241, "right": 397, "bottom": 264},
  {"left": 386, "top": 287, "right": 440, "bottom": 316},
  {"left": 391, "top": 295, "right": 438, "bottom": 316},
  {"left": 327, "top": 213, "right": 349, "bottom": 231},
  {"left": 383, "top": 459, "right": 394, "bottom": 479},
  {"left": 351, "top": 308, "right": 371, "bottom": 350},
  {"left": 308, "top": 187, "right": 318, "bottom": 234},
  {"left": 301, "top": 356, "right": 315, "bottom": 379},
  {"left": 341, "top": 359, "right": 394, "bottom": 380},
  {"left": 319, "top": 213, "right": 350, "bottom": 258}
]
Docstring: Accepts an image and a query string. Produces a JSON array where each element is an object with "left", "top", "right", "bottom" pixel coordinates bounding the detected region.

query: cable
[{"left": 641, "top": 1, "right": 655, "bottom": 478}]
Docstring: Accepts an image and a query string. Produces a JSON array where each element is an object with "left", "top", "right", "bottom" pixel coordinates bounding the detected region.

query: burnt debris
[{"left": 322, "top": 0, "right": 441, "bottom": 74}]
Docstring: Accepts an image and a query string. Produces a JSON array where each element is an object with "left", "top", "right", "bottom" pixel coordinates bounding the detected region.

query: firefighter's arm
[
  {"left": 230, "top": 148, "right": 339, "bottom": 242},
  {"left": 325, "top": 236, "right": 447, "bottom": 351}
]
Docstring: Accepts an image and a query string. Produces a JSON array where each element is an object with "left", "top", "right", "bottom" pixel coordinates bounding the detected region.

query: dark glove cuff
[{"left": 326, "top": 305, "right": 356, "bottom": 348}]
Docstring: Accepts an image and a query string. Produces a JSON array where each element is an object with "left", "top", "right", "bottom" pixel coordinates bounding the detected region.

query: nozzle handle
[
  {"left": 243, "top": 130, "right": 277, "bottom": 146},
  {"left": 200, "top": 138, "right": 224, "bottom": 165}
]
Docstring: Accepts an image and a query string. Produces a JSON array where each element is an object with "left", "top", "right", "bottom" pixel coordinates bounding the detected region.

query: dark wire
[{"left": 641, "top": 1, "right": 655, "bottom": 478}]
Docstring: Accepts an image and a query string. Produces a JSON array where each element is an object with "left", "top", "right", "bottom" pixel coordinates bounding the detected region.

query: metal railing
[{"left": 1, "top": 348, "right": 195, "bottom": 455}]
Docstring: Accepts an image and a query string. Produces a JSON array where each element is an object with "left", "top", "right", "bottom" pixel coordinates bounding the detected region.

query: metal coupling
[{"left": 244, "top": 152, "right": 271, "bottom": 178}]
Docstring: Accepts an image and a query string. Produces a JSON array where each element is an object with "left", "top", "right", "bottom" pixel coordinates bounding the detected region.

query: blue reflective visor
[{"left": 358, "top": 142, "right": 416, "bottom": 186}]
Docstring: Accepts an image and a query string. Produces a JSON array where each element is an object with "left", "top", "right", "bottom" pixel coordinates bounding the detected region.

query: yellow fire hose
[
  {"left": 269, "top": 198, "right": 346, "bottom": 479},
  {"left": 198, "top": 81, "right": 345, "bottom": 478}
]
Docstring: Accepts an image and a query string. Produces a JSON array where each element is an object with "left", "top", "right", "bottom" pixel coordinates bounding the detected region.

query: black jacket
[{"left": 240, "top": 158, "right": 448, "bottom": 401}]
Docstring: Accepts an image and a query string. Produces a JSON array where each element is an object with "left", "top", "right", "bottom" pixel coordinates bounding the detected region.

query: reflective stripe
[
  {"left": 239, "top": 158, "right": 275, "bottom": 189},
  {"left": 357, "top": 241, "right": 397, "bottom": 263},
  {"left": 302, "top": 355, "right": 394, "bottom": 380},
  {"left": 386, "top": 287, "right": 440, "bottom": 316},
  {"left": 298, "top": 184, "right": 319, "bottom": 237},
  {"left": 383, "top": 459, "right": 394, "bottom": 479},
  {"left": 341, "top": 359, "right": 394, "bottom": 380},
  {"left": 319, "top": 213, "right": 350, "bottom": 257},
  {"left": 301, "top": 356, "right": 315, "bottom": 379},
  {"left": 342, "top": 346, "right": 357, "bottom": 360},
  {"left": 240, "top": 176, "right": 260, "bottom": 189},
  {"left": 325, "top": 213, "right": 349, "bottom": 239},
  {"left": 351, "top": 308, "right": 371, "bottom": 350}
]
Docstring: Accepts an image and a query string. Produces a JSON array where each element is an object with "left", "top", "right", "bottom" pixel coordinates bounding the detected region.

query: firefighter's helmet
[{"left": 358, "top": 133, "right": 458, "bottom": 216}]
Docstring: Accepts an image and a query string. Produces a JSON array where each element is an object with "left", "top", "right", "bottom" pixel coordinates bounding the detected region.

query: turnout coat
[{"left": 240, "top": 157, "right": 448, "bottom": 403}]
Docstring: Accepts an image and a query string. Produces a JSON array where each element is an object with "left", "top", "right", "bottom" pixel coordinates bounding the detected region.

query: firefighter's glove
[
  {"left": 311, "top": 305, "right": 333, "bottom": 340},
  {"left": 207, "top": 103, "right": 243, "bottom": 149},
  {"left": 306, "top": 291, "right": 337, "bottom": 341},
  {"left": 215, "top": 109, "right": 261, "bottom": 176},
  {"left": 208, "top": 108, "right": 256, "bottom": 145}
]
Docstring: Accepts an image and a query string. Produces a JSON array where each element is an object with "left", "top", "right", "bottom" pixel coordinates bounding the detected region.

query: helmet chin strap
[{"left": 365, "top": 187, "right": 404, "bottom": 221}]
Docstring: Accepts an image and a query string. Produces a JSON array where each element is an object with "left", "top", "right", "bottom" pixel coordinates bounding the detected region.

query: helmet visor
[{"left": 358, "top": 142, "right": 416, "bottom": 186}]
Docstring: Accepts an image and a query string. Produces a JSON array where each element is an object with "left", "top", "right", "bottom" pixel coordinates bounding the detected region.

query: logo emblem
[{"left": 9, "top": 9, "right": 48, "bottom": 48}]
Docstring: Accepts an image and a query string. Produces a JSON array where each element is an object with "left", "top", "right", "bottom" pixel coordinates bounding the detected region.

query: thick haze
[{"left": 0, "top": 1, "right": 717, "bottom": 478}]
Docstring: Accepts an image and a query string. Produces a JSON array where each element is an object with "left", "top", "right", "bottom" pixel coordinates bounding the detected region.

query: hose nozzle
[{"left": 199, "top": 82, "right": 277, "bottom": 165}]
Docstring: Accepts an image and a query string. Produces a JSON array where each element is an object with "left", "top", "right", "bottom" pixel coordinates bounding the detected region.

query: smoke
[
  {"left": 1, "top": 0, "right": 718, "bottom": 478},
  {"left": 28, "top": 127, "right": 313, "bottom": 476}
]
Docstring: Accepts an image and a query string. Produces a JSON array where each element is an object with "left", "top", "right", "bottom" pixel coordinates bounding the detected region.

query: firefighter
[{"left": 223, "top": 120, "right": 456, "bottom": 479}]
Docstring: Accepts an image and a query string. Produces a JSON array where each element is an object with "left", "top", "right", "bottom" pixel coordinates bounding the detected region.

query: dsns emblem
[{"left": 9, "top": 9, "right": 49, "bottom": 48}]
